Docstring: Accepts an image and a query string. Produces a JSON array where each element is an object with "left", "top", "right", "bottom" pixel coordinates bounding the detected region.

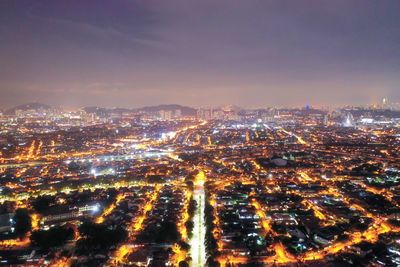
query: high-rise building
[
  {"left": 382, "top": 98, "right": 389, "bottom": 109},
  {"left": 323, "top": 115, "right": 329, "bottom": 126},
  {"left": 343, "top": 113, "right": 354, "bottom": 127},
  {"left": 159, "top": 110, "right": 172, "bottom": 120},
  {"left": 174, "top": 109, "right": 182, "bottom": 118},
  {"left": 197, "top": 108, "right": 212, "bottom": 120}
]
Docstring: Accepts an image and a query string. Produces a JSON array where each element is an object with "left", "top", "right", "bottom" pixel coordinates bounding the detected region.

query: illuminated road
[
  {"left": 191, "top": 171, "right": 206, "bottom": 267},
  {"left": 278, "top": 126, "right": 307, "bottom": 145}
]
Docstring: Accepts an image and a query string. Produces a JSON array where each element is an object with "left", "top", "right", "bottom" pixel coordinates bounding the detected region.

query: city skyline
[
  {"left": 1, "top": 0, "right": 400, "bottom": 108},
  {"left": 1, "top": 103, "right": 400, "bottom": 266},
  {"left": 1, "top": 98, "right": 398, "bottom": 115}
]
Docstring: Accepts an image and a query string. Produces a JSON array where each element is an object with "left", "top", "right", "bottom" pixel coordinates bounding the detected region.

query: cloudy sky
[{"left": 0, "top": 0, "right": 399, "bottom": 108}]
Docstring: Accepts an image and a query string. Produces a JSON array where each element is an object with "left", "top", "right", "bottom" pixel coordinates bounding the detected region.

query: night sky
[{"left": 1, "top": 0, "right": 399, "bottom": 108}]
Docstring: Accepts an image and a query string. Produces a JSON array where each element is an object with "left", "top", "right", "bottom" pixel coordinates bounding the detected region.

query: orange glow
[
  {"left": 0, "top": 237, "right": 30, "bottom": 248},
  {"left": 171, "top": 243, "right": 186, "bottom": 265},
  {"left": 111, "top": 185, "right": 160, "bottom": 265},
  {"left": 251, "top": 160, "right": 261, "bottom": 171},
  {"left": 298, "top": 171, "right": 315, "bottom": 182},
  {"left": 31, "top": 213, "right": 40, "bottom": 230},
  {"left": 302, "top": 199, "right": 327, "bottom": 221},
  {"left": 96, "top": 193, "right": 125, "bottom": 224},
  {"left": 194, "top": 170, "right": 205, "bottom": 186},
  {"left": 113, "top": 245, "right": 133, "bottom": 264},
  {"left": 270, "top": 242, "right": 297, "bottom": 263},
  {"left": 178, "top": 190, "right": 192, "bottom": 240},
  {"left": 209, "top": 194, "right": 224, "bottom": 252},
  {"left": 208, "top": 136, "right": 212, "bottom": 146}
]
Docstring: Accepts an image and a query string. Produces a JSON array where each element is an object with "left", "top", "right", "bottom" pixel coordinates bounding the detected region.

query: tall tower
[
  {"left": 323, "top": 115, "right": 329, "bottom": 126},
  {"left": 343, "top": 113, "right": 354, "bottom": 127},
  {"left": 382, "top": 98, "right": 388, "bottom": 109}
]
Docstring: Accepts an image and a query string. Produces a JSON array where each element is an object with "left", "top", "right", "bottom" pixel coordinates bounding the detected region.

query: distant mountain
[{"left": 4, "top": 103, "right": 52, "bottom": 115}]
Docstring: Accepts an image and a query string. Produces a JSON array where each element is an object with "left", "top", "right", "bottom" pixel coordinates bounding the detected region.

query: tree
[
  {"left": 337, "top": 233, "right": 349, "bottom": 242},
  {"left": 137, "top": 220, "right": 181, "bottom": 244},
  {"left": 185, "top": 221, "right": 194, "bottom": 239},
  {"left": 206, "top": 256, "right": 220, "bottom": 267},
  {"left": 178, "top": 240, "right": 190, "bottom": 251},
  {"left": 77, "top": 222, "right": 127, "bottom": 250},
  {"left": 179, "top": 261, "right": 189, "bottom": 267},
  {"left": 31, "top": 195, "right": 56, "bottom": 213},
  {"left": 204, "top": 193, "right": 219, "bottom": 261},
  {"left": 31, "top": 226, "right": 74, "bottom": 249},
  {"left": 179, "top": 153, "right": 200, "bottom": 163},
  {"left": 188, "top": 199, "right": 197, "bottom": 217},
  {"left": 67, "top": 161, "right": 80, "bottom": 171},
  {"left": 13, "top": 208, "right": 32, "bottom": 238}
]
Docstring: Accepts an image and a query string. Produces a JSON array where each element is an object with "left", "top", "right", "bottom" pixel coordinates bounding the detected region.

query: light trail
[
  {"left": 245, "top": 131, "right": 250, "bottom": 143},
  {"left": 178, "top": 190, "right": 192, "bottom": 240},
  {"left": 250, "top": 159, "right": 262, "bottom": 171},
  {"left": 301, "top": 199, "right": 328, "bottom": 222},
  {"left": 171, "top": 189, "right": 192, "bottom": 265},
  {"left": 270, "top": 242, "right": 297, "bottom": 264},
  {"left": 296, "top": 184, "right": 400, "bottom": 262},
  {"left": 251, "top": 199, "right": 271, "bottom": 233},
  {"left": 298, "top": 171, "right": 315, "bottom": 182},
  {"left": 95, "top": 193, "right": 125, "bottom": 224},
  {"left": 360, "top": 183, "right": 400, "bottom": 208},
  {"left": 208, "top": 136, "right": 212, "bottom": 146},
  {"left": 196, "top": 134, "right": 201, "bottom": 146},
  {"left": 251, "top": 198, "right": 296, "bottom": 264},
  {"left": 0, "top": 237, "right": 30, "bottom": 249},
  {"left": 31, "top": 213, "right": 40, "bottom": 230},
  {"left": 190, "top": 170, "right": 206, "bottom": 267},
  {"left": 50, "top": 140, "right": 56, "bottom": 153},
  {"left": 0, "top": 213, "right": 42, "bottom": 250},
  {"left": 36, "top": 140, "right": 42, "bottom": 156},
  {"left": 278, "top": 127, "right": 307, "bottom": 145},
  {"left": 111, "top": 185, "right": 161, "bottom": 265}
]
